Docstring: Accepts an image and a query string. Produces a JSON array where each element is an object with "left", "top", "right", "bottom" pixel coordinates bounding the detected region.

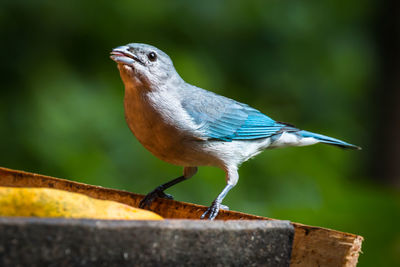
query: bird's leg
[
  {"left": 201, "top": 184, "right": 234, "bottom": 220},
  {"left": 201, "top": 167, "right": 238, "bottom": 220},
  {"left": 139, "top": 175, "right": 185, "bottom": 209},
  {"left": 139, "top": 167, "right": 197, "bottom": 209}
]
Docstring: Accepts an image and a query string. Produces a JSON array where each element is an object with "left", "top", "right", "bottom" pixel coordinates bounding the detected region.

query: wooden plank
[{"left": 0, "top": 166, "right": 363, "bottom": 266}]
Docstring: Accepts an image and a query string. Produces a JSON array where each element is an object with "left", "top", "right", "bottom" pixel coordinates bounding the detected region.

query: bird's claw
[
  {"left": 220, "top": 204, "right": 229, "bottom": 211},
  {"left": 139, "top": 186, "right": 174, "bottom": 209},
  {"left": 201, "top": 200, "right": 229, "bottom": 220}
]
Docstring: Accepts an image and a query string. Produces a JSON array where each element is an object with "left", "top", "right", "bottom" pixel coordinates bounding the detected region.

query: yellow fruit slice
[{"left": 0, "top": 187, "right": 163, "bottom": 220}]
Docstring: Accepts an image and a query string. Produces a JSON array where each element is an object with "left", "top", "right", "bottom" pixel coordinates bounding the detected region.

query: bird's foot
[
  {"left": 200, "top": 201, "right": 229, "bottom": 220},
  {"left": 220, "top": 204, "right": 229, "bottom": 211},
  {"left": 139, "top": 186, "right": 173, "bottom": 209}
]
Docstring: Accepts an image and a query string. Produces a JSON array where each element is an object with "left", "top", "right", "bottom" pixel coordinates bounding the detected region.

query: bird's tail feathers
[{"left": 298, "top": 130, "right": 361, "bottom": 150}]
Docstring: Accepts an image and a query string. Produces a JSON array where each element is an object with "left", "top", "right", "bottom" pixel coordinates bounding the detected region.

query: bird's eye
[{"left": 148, "top": 52, "right": 157, "bottom": 62}]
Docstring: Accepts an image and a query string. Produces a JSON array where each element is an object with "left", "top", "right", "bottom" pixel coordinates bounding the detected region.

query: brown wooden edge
[{"left": 0, "top": 167, "right": 363, "bottom": 267}]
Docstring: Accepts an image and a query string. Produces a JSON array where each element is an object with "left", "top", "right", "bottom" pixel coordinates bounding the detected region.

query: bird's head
[{"left": 110, "top": 43, "right": 181, "bottom": 89}]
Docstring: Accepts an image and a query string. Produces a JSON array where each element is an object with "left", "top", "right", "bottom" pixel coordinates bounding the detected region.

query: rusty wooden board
[{"left": 0, "top": 167, "right": 363, "bottom": 267}]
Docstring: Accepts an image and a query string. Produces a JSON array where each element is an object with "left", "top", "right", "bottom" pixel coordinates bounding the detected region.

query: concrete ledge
[{"left": 0, "top": 217, "right": 293, "bottom": 267}]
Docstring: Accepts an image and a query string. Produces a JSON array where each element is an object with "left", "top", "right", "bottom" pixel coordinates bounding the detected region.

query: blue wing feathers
[
  {"left": 180, "top": 86, "right": 360, "bottom": 149},
  {"left": 208, "top": 111, "right": 287, "bottom": 141},
  {"left": 182, "top": 92, "right": 290, "bottom": 141}
]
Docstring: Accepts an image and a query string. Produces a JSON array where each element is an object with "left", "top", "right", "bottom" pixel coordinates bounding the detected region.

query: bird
[{"left": 110, "top": 43, "right": 361, "bottom": 220}]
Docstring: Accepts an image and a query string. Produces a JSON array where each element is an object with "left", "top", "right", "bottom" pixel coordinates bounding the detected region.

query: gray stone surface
[{"left": 0, "top": 217, "right": 294, "bottom": 267}]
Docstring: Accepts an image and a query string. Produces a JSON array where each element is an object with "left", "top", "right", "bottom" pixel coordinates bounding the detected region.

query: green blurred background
[{"left": 1, "top": 0, "right": 399, "bottom": 266}]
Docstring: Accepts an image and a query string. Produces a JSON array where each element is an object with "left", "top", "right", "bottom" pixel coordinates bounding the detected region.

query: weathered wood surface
[{"left": 0, "top": 167, "right": 363, "bottom": 267}]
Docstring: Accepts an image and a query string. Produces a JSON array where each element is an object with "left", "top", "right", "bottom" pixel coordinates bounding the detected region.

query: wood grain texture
[{"left": 0, "top": 167, "right": 363, "bottom": 266}]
